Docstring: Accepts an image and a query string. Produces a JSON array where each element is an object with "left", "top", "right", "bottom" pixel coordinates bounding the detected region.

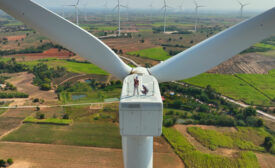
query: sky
[{"left": 33, "top": 0, "right": 275, "bottom": 12}]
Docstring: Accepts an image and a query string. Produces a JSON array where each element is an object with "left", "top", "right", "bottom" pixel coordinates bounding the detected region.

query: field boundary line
[{"left": 234, "top": 74, "right": 273, "bottom": 101}]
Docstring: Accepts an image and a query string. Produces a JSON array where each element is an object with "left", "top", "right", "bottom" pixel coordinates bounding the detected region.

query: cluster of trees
[
  {"left": 32, "top": 63, "right": 66, "bottom": 90},
  {"left": 263, "top": 137, "right": 275, "bottom": 154},
  {"left": 65, "top": 59, "right": 89, "bottom": 64},
  {"left": 230, "top": 107, "right": 263, "bottom": 127},
  {"left": 56, "top": 79, "right": 122, "bottom": 94},
  {"left": 0, "top": 92, "right": 28, "bottom": 98},
  {"left": 161, "top": 44, "right": 187, "bottom": 49},
  {"left": 112, "top": 48, "right": 123, "bottom": 54},
  {"left": 0, "top": 42, "right": 71, "bottom": 56},
  {"left": 0, "top": 58, "right": 27, "bottom": 73},
  {"left": 0, "top": 76, "right": 8, "bottom": 84},
  {"left": 1, "top": 82, "right": 16, "bottom": 91},
  {"left": 160, "top": 83, "right": 263, "bottom": 127},
  {"left": 0, "top": 158, "right": 13, "bottom": 167},
  {"left": 152, "top": 26, "right": 180, "bottom": 33},
  {"left": 241, "top": 46, "right": 271, "bottom": 54}
]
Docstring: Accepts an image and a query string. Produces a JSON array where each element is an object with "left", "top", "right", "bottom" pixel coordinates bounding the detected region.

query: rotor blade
[
  {"left": 149, "top": 7, "right": 275, "bottom": 83},
  {"left": 76, "top": 0, "right": 80, "bottom": 6},
  {"left": 0, "top": 0, "right": 132, "bottom": 80}
]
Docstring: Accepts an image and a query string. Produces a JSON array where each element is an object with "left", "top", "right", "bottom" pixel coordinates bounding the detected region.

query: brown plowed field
[
  {"left": 6, "top": 35, "right": 26, "bottom": 41},
  {"left": 9, "top": 48, "right": 72, "bottom": 61},
  {"left": 0, "top": 141, "right": 184, "bottom": 168},
  {"left": 6, "top": 72, "right": 58, "bottom": 102},
  {"left": 209, "top": 53, "right": 275, "bottom": 74}
]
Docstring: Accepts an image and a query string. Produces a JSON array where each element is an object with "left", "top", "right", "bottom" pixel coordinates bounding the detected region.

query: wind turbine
[
  {"left": 194, "top": 0, "right": 204, "bottom": 32},
  {"left": 103, "top": 0, "right": 109, "bottom": 21},
  {"left": 161, "top": 0, "right": 171, "bottom": 33},
  {"left": 66, "top": 0, "right": 80, "bottom": 25},
  {"left": 1, "top": 1, "right": 275, "bottom": 168},
  {"left": 238, "top": 1, "right": 249, "bottom": 18},
  {"left": 149, "top": 1, "right": 154, "bottom": 20},
  {"left": 113, "top": 0, "right": 128, "bottom": 36},
  {"left": 178, "top": 0, "right": 184, "bottom": 13}
]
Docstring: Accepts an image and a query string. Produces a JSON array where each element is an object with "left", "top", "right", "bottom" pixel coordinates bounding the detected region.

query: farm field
[
  {"left": 187, "top": 127, "right": 265, "bottom": 151},
  {"left": 0, "top": 108, "right": 33, "bottom": 138},
  {"left": 236, "top": 70, "right": 275, "bottom": 100},
  {"left": 0, "top": 141, "right": 184, "bottom": 168},
  {"left": 1, "top": 8, "right": 275, "bottom": 168},
  {"left": 2, "top": 122, "right": 122, "bottom": 148},
  {"left": 127, "top": 47, "right": 171, "bottom": 61},
  {"left": 21, "top": 58, "right": 108, "bottom": 75},
  {"left": 172, "top": 125, "right": 275, "bottom": 168},
  {"left": 163, "top": 126, "right": 261, "bottom": 168},
  {"left": 59, "top": 88, "right": 121, "bottom": 104},
  {"left": 183, "top": 72, "right": 275, "bottom": 106}
]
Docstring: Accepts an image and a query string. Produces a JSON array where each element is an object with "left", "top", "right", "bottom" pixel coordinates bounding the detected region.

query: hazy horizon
[{"left": 33, "top": 0, "right": 275, "bottom": 12}]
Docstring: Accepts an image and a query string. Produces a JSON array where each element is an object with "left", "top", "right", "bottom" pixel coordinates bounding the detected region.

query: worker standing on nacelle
[{"left": 133, "top": 76, "right": 139, "bottom": 96}]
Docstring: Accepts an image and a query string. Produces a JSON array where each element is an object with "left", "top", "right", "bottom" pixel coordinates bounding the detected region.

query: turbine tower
[
  {"left": 161, "top": 0, "right": 170, "bottom": 33},
  {"left": 1, "top": 1, "right": 275, "bottom": 168},
  {"left": 149, "top": 1, "right": 154, "bottom": 21},
  {"left": 66, "top": 0, "right": 80, "bottom": 25},
  {"left": 194, "top": 0, "right": 204, "bottom": 32},
  {"left": 238, "top": 1, "right": 249, "bottom": 18}
]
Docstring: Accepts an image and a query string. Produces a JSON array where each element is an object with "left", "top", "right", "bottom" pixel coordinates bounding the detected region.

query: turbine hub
[{"left": 131, "top": 67, "right": 150, "bottom": 75}]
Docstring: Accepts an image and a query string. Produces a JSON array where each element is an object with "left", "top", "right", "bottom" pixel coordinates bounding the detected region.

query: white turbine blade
[
  {"left": 149, "top": 7, "right": 275, "bottom": 83},
  {"left": 0, "top": 0, "right": 132, "bottom": 79},
  {"left": 76, "top": 0, "right": 80, "bottom": 6}
]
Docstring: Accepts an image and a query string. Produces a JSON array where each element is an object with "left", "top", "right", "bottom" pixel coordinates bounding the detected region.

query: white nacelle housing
[{"left": 119, "top": 74, "right": 163, "bottom": 137}]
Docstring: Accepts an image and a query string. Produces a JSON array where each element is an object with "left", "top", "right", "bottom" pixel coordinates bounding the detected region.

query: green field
[
  {"left": 2, "top": 122, "right": 121, "bottom": 148},
  {"left": 163, "top": 127, "right": 260, "bottom": 168},
  {"left": 127, "top": 47, "right": 170, "bottom": 61},
  {"left": 4, "top": 21, "right": 23, "bottom": 26},
  {"left": 23, "top": 116, "right": 72, "bottom": 125},
  {"left": 183, "top": 73, "right": 272, "bottom": 106},
  {"left": 21, "top": 59, "right": 108, "bottom": 75},
  {"left": 59, "top": 88, "right": 121, "bottom": 104},
  {"left": 187, "top": 127, "right": 264, "bottom": 151},
  {"left": 236, "top": 70, "right": 275, "bottom": 100},
  {"left": 254, "top": 43, "right": 275, "bottom": 50}
]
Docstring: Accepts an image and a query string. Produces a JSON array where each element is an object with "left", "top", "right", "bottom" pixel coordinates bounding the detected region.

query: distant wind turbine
[
  {"left": 66, "top": 0, "right": 80, "bottom": 25},
  {"left": 178, "top": 0, "right": 184, "bottom": 13},
  {"left": 103, "top": 1, "right": 109, "bottom": 21},
  {"left": 238, "top": 1, "right": 249, "bottom": 18},
  {"left": 194, "top": 0, "right": 204, "bottom": 32},
  {"left": 113, "top": 0, "right": 128, "bottom": 36},
  {"left": 149, "top": 1, "right": 154, "bottom": 20},
  {"left": 161, "top": 0, "right": 171, "bottom": 33}
]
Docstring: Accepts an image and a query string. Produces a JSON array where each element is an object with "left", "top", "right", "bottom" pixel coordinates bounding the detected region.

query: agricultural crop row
[
  {"left": 187, "top": 127, "right": 264, "bottom": 151},
  {"left": 184, "top": 71, "right": 275, "bottom": 106},
  {"left": 162, "top": 127, "right": 260, "bottom": 168}
]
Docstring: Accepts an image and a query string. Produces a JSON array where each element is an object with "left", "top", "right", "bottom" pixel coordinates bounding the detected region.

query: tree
[
  {"left": 0, "top": 160, "right": 5, "bottom": 167},
  {"left": 243, "top": 107, "right": 256, "bottom": 118},
  {"left": 7, "top": 158, "right": 13, "bottom": 165}
]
